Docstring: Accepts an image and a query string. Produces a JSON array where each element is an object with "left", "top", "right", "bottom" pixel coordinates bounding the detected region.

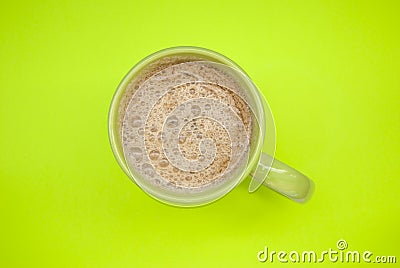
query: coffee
[{"left": 119, "top": 56, "right": 253, "bottom": 192}]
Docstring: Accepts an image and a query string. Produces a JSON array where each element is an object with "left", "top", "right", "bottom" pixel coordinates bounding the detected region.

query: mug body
[{"left": 108, "top": 47, "right": 268, "bottom": 206}]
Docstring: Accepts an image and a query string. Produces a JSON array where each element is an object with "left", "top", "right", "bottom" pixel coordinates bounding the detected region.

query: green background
[{"left": 1, "top": 0, "right": 399, "bottom": 267}]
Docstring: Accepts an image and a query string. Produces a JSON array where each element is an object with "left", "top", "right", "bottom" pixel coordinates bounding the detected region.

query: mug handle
[{"left": 250, "top": 153, "right": 314, "bottom": 203}]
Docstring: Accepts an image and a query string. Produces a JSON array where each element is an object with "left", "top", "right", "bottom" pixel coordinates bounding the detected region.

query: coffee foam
[{"left": 121, "top": 60, "right": 253, "bottom": 192}]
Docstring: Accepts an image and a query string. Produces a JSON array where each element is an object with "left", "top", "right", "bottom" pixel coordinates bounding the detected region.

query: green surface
[{"left": 1, "top": 0, "right": 399, "bottom": 267}]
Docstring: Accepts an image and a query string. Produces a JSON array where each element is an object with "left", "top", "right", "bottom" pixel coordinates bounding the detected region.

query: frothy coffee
[{"left": 119, "top": 56, "right": 253, "bottom": 192}]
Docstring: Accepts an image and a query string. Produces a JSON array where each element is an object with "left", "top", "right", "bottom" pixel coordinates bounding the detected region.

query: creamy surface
[{"left": 120, "top": 58, "right": 253, "bottom": 191}]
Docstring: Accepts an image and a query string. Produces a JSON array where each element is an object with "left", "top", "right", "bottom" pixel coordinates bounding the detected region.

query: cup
[{"left": 108, "top": 46, "right": 314, "bottom": 207}]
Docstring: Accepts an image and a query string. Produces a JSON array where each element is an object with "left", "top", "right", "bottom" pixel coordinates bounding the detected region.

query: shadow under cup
[{"left": 108, "top": 47, "right": 275, "bottom": 207}]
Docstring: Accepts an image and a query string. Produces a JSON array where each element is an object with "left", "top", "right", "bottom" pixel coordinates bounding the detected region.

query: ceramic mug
[{"left": 108, "top": 46, "right": 314, "bottom": 207}]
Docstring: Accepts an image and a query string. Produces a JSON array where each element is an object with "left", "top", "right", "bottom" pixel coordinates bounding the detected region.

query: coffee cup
[{"left": 108, "top": 46, "right": 314, "bottom": 207}]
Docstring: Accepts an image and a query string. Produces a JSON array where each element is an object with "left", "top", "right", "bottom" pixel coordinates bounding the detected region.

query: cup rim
[{"left": 108, "top": 46, "right": 267, "bottom": 207}]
